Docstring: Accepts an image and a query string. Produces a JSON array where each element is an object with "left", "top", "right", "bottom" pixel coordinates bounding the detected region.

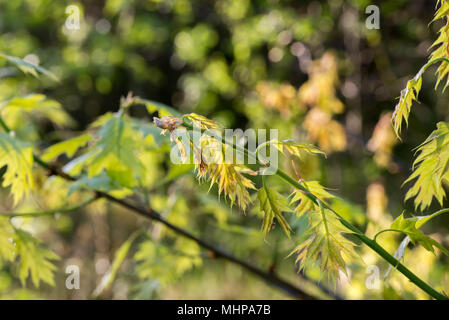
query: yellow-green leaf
[
  {"left": 15, "top": 230, "right": 59, "bottom": 287},
  {"left": 41, "top": 134, "right": 91, "bottom": 162},
  {"left": 0, "top": 217, "right": 16, "bottom": 262},
  {"left": 289, "top": 205, "right": 355, "bottom": 285},
  {"left": 390, "top": 213, "right": 449, "bottom": 256},
  {"left": 0, "top": 132, "right": 34, "bottom": 205},
  {"left": 64, "top": 115, "right": 145, "bottom": 187},
  {"left": 290, "top": 181, "right": 334, "bottom": 217},
  {"left": 257, "top": 139, "right": 325, "bottom": 160},
  {"left": 404, "top": 122, "right": 449, "bottom": 211},
  {"left": 257, "top": 185, "right": 292, "bottom": 237},
  {"left": 0, "top": 94, "right": 73, "bottom": 127},
  {"left": 392, "top": 76, "right": 422, "bottom": 138}
]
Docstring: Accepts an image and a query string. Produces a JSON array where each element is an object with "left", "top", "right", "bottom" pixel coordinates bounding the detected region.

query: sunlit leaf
[
  {"left": 0, "top": 53, "right": 58, "bottom": 81},
  {"left": 0, "top": 132, "right": 34, "bottom": 205},
  {"left": 389, "top": 213, "right": 449, "bottom": 256},
  {"left": 290, "top": 181, "right": 334, "bottom": 217},
  {"left": 404, "top": 122, "right": 449, "bottom": 210},
  {"left": 15, "top": 230, "right": 59, "bottom": 287},
  {"left": 289, "top": 204, "right": 355, "bottom": 285},
  {"left": 0, "top": 94, "right": 74, "bottom": 127},
  {"left": 257, "top": 185, "right": 292, "bottom": 237},
  {"left": 257, "top": 139, "right": 325, "bottom": 161},
  {"left": 0, "top": 217, "right": 15, "bottom": 262},
  {"left": 64, "top": 115, "right": 145, "bottom": 187},
  {"left": 392, "top": 76, "right": 422, "bottom": 138},
  {"left": 41, "top": 134, "right": 91, "bottom": 162}
]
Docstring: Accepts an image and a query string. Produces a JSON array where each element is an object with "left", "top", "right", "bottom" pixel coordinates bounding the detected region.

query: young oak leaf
[
  {"left": 389, "top": 213, "right": 449, "bottom": 256},
  {"left": 183, "top": 113, "right": 220, "bottom": 130},
  {"left": 64, "top": 115, "right": 145, "bottom": 188},
  {"left": 41, "top": 134, "right": 91, "bottom": 162},
  {"left": 289, "top": 205, "right": 355, "bottom": 285},
  {"left": 430, "top": 1, "right": 449, "bottom": 89},
  {"left": 0, "top": 94, "right": 74, "bottom": 127},
  {"left": 392, "top": 76, "right": 422, "bottom": 138},
  {"left": 0, "top": 53, "right": 59, "bottom": 81},
  {"left": 257, "top": 139, "right": 325, "bottom": 161},
  {"left": 0, "top": 217, "right": 16, "bottom": 262},
  {"left": 0, "top": 132, "right": 34, "bottom": 205},
  {"left": 392, "top": 0, "right": 449, "bottom": 138},
  {"left": 257, "top": 185, "right": 292, "bottom": 237},
  {"left": 290, "top": 181, "right": 334, "bottom": 217},
  {"left": 404, "top": 122, "right": 449, "bottom": 211},
  {"left": 384, "top": 209, "right": 447, "bottom": 279},
  {"left": 15, "top": 229, "right": 59, "bottom": 287}
]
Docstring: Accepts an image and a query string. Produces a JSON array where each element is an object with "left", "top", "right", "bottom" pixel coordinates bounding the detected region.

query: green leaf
[
  {"left": 257, "top": 139, "right": 325, "bottom": 160},
  {"left": 0, "top": 53, "right": 58, "bottom": 81},
  {"left": 131, "top": 119, "right": 168, "bottom": 147},
  {"left": 385, "top": 207, "right": 449, "bottom": 278},
  {"left": 15, "top": 229, "right": 59, "bottom": 287},
  {"left": 289, "top": 204, "right": 355, "bottom": 285},
  {"left": 64, "top": 115, "right": 145, "bottom": 187},
  {"left": 404, "top": 122, "right": 449, "bottom": 211},
  {"left": 138, "top": 98, "right": 181, "bottom": 117},
  {"left": 415, "top": 208, "right": 449, "bottom": 229},
  {"left": 257, "top": 185, "right": 292, "bottom": 237},
  {"left": 0, "top": 217, "right": 16, "bottom": 262},
  {"left": 0, "top": 94, "right": 74, "bottom": 127},
  {"left": 432, "top": 1, "right": 449, "bottom": 22},
  {"left": 41, "top": 134, "right": 91, "bottom": 162},
  {"left": 92, "top": 231, "right": 140, "bottom": 298},
  {"left": 290, "top": 181, "right": 334, "bottom": 217},
  {"left": 392, "top": 76, "right": 422, "bottom": 138},
  {"left": 390, "top": 213, "right": 449, "bottom": 256},
  {"left": 0, "top": 132, "right": 34, "bottom": 205},
  {"left": 67, "top": 172, "right": 131, "bottom": 197}
]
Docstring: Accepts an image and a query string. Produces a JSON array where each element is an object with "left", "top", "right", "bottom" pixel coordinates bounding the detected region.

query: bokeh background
[{"left": 0, "top": 0, "right": 448, "bottom": 299}]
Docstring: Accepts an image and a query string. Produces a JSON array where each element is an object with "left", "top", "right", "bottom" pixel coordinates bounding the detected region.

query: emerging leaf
[
  {"left": 0, "top": 53, "right": 58, "bottom": 81},
  {"left": 390, "top": 213, "right": 449, "bottom": 256},
  {"left": 290, "top": 181, "right": 334, "bottom": 217},
  {"left": 64, "top": 115, "right": 145, "bottom": 188},
  {"left": 0, "top": 217, "right": 16, "bottom": 262},
  {"left": 0, "top": 132, "right": 34, "bottom": 205},
  {"left": 15, "top": 230, "right": 59, "bottom": 287},
  {"left": 289, "top": 205, "right": 355, "bottom": 285},
  {"left": 392, "top": 76, "right": 422, "bottom": 138},
  {"left": 41, "top": 134, "right": 91, "bottom": 162},
  {"left": 404, "top": 122, "right": 449, "bottom": 211},
  {"left": 257, "top": 139, "right": 325, "bottom": 161},
  {"left": 183, "top": 113, "right": 220, "bottom": 130},
  {"left": 0, "top": 94, "right": 74, "bottom": 127},
  {"left": 257, "top": 186, "right": 292, "bottom": 237},
  {"left": 430, "top": 1, "right": 449, "bottom": 89}
]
